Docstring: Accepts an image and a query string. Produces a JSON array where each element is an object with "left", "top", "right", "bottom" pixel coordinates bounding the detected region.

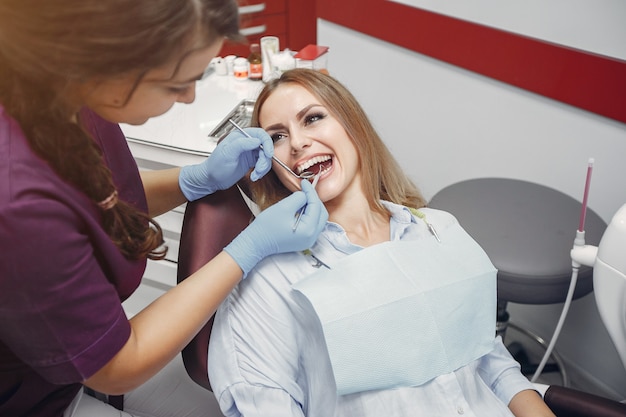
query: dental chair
[
  {"left": 177, "top": 184, "right": 254, "bottom": 391},
  {"left": 176, "top": 184, "right": 626, "bottom": 416}
]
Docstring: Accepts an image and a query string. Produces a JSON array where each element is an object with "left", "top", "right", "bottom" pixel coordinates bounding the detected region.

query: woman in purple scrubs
[{"left": 0, "top": 1, "right": 327, "bottom": 416}]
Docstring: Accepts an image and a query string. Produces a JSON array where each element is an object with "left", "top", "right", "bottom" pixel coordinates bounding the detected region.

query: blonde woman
[{"left": 208, "top": 69, "right": 556, "bottom": 417}]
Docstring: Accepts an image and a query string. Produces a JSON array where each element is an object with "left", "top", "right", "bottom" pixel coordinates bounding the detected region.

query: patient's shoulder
[{"left": 226, "top": 251, "right": 316, "bottom": 314}]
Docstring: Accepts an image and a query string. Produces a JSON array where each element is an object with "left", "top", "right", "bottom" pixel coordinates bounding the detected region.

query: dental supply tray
[{"left": 208, "top": 99, "right": 256, "bottom": 142}]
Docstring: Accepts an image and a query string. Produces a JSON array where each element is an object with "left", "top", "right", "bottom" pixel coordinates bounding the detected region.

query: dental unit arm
[
  {"left": 543, "top": 207, "right": 626, "bottom": 416},
  {"left": 531, "top": 159, "right": 626, "bottom": 386},
  {"left": 571, "top": 203, "right": 626, "bottom": 370}
]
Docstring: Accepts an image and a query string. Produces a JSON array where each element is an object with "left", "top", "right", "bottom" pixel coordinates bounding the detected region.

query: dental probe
[{"left": 228, "top": 119, "right": 314, "bottom": 180}]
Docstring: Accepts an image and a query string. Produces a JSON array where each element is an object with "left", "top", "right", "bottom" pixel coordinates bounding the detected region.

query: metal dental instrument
[
  {"left": 227, "top": 119, "right": 314, "bottom": 180},
  {"left": 292, "top": 170, "right": 321, "bottom": 231},
  {"left": 227, "top": 118, "right": 317, "bottom": 232}
]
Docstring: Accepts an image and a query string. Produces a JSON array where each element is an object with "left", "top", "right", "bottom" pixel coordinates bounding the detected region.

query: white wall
[{"left": 318, "top": 10, "right": 626, "bottom": 399}]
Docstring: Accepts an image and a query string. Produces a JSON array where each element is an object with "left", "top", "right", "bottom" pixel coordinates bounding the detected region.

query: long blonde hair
[
  {"left": 0, "top": 0, "right": 241, "bottom": 260},
  {"left": 247, "top": 69, "right": 426, "bottom": 213}
]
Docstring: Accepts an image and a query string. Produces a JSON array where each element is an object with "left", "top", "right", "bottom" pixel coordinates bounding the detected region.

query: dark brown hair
[
  {"left": 0, "top": 0, "right": 241, "bottom": 259},
  {"left": 248, "top": 69, "right": 426, "bottom": 213}
]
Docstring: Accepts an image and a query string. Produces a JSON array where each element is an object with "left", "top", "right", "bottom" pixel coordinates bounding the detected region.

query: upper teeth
[{"left": 297, "top": 155, "right": 331, "bottom": 174}]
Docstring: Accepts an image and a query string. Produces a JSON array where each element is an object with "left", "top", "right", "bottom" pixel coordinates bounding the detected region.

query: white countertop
[{"left": 121, "top": 73, "right": 264, "bottom": 167}]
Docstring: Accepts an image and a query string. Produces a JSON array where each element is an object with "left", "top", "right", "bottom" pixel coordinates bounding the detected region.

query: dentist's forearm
[
  {"left": 84, "top": 251, "right": 242, "bottom": 394},
  {"left": 140, "top": 168, "right": 187, "bottom": 217}
]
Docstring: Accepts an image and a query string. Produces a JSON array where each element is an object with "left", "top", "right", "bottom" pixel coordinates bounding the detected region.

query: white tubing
[{"left": 530, "top": 267, "right": 579, "bottom": 383}]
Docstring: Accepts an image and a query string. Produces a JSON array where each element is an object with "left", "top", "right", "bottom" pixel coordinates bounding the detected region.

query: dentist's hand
[
  {"left": 225, "top": 180, "right": 328, "bottom": 278},
  {"left": 179, "top": 127, "right": 273, "bottom": 201}
]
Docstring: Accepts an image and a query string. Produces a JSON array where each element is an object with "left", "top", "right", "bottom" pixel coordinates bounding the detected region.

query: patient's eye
[
  {"left": 270, "top": 132, "right": 288, "bottom": 143},
  {"left": 304, "top": 112, "right": 326, "bottom": 126}
]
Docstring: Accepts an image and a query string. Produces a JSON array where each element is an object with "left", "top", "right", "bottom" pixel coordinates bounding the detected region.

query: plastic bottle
[
  {"left": 233, "top": 57, "right": 249, "bottom": 81},
  {"left": 247, "top": 43, "right": 263, "bottom": 81}
]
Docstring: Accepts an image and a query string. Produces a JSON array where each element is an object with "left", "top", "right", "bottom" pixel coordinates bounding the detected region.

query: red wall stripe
[{"left": 318, "top": 0, "right": 626, "bottom": 124}]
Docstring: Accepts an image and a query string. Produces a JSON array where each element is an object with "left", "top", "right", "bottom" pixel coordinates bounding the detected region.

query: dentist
[{"left": 0, "top": 1, "right": 327, "bottom": 416}]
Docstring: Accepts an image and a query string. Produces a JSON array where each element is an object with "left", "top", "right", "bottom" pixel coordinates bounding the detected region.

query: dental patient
[{"left": 208, "top": 68, "right": 556, "bottom": 417}]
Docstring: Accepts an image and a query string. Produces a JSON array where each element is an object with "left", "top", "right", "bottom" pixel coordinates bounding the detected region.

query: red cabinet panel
[
  {"left": 220, "top": 0, "right": 315, "bottom": 58},
  {"left": 318, "top": 0, "right": 626, "bottom": 124}
]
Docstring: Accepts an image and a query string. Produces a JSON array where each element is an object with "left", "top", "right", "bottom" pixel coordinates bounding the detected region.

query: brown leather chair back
[{"left": 176, "top": 185, "right": 253, "bottom": 391}]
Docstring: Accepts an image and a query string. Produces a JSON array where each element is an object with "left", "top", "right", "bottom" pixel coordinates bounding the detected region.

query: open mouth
[{"left": 297, "top": 155, "right": 332, "bottom": 176}]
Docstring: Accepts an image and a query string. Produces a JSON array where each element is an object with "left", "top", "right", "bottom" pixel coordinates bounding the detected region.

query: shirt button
[{"left": 457, "top": 406, "right": 465, "bottom": 415}]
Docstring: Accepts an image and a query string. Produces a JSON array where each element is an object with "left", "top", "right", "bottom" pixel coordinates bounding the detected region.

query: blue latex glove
[
  {"left": 179, "top": 127, "right": 273, "bottom": 201},
  {"left": 225, "top": 180, "right": 328, "bottom": 278}
]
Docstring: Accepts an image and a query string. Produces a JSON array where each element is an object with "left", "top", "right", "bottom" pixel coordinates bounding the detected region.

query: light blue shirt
[{"left": 208, "top": 203, "right": 535, "bottom": 417}]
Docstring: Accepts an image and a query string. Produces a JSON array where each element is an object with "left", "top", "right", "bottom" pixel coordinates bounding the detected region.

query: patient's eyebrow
[
  {"left": 263, "top": 104, "right": 324, "bottom": 132},
  {"left": 296, "top": 104, "right": 322, "bottom": 121},
  {"left": 263, "top": 122, "right": 286, "bottom": 132}
]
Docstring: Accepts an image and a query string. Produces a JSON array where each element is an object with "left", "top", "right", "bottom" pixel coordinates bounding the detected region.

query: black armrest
[{"left": 544, "top": 385, "right": 626, "bottom": 417}]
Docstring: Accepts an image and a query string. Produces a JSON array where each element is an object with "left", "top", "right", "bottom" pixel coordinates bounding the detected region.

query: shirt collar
[{"left": 319, "top": 201, "right": 417, "bottom": 254}]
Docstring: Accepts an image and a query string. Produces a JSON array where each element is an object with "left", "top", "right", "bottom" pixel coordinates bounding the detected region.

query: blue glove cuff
[
  {"left": 224, "top": 234, "right": 263, "bottom": 279},
  {"left": 179, "top": 165, "right": 217, "bottom": 202}
]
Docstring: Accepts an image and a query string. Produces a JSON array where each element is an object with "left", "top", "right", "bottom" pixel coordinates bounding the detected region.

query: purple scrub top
[{"left": 0, "top": 106, "right": 148, "bottom": 416}]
